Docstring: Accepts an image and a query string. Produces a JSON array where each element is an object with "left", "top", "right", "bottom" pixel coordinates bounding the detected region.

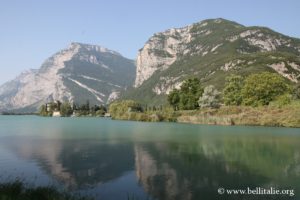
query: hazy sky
[{"left": 0, "top": 0, "right": 299, "bottom": 85}]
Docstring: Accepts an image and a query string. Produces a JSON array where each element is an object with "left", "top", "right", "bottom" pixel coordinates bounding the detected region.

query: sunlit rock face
[
  {"left": 130, "top": 18, "right": 300, "bottom": 104},
  {"left": 134, "top": 25, "right": 193, "bottom": 88},
  {"left": 0, "top": 42, "right": 136, "bottom": 112}
]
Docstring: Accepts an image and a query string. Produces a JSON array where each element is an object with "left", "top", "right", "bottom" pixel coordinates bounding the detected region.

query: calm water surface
[{"left": 0, "top": 116, "right": 299, "bottom": 200}]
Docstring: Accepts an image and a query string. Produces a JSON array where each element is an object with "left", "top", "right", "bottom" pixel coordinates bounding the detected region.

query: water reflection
[
  {"left": 1, "top": 138, "right": 135, "bottom": 189},
  {"left": 134, "top": 137, "right": 300, "bottom": 200},
  {"left": 0, "top": 117, "right": 300, "bottom": 200}
]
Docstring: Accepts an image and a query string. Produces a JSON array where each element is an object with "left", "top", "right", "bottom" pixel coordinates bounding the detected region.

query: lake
[{"left": 0, "top": 116, "right": 299, "bottom": 200}]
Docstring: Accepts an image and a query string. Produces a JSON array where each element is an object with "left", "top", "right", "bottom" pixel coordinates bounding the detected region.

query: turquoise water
[{"left": 0, "top": 115, "right": 299, "bottom": 200}]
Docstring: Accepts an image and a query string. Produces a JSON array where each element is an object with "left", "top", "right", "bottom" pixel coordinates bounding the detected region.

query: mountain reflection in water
[{"left": 0, "top": 116, "right": 299, "bottom": 200}]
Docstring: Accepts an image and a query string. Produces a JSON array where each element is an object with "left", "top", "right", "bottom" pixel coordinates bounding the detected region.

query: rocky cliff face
[
  {"left": 129, "top": 18, "right": 300, "bottom": 103},
  {"left": 0, "top": 43, "right": 135, "bottom": 112},
  {"left": 135, "top": 25, "right": 193, "bottom": 87}
]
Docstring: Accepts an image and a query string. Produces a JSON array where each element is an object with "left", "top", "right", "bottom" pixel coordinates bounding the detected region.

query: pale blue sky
[{"left": 0, "top": 0, "right": 299, "bottom": 84}]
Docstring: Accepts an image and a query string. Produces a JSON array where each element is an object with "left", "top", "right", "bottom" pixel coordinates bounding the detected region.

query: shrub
[
  {"left": 198, "top": 85, "right": 221, "bottom": 108},
  {"left": 293, "top": 82, "right": 300, "bottom": 99},
  {"left": 38, "top": 105, "right": 48, "bottom": 116},
  {"left": 109, "top": 100, "right": 142, "bottom": 119},
  {"left": 270, "top": 94, "right": 293, "bottom": 107},
  {"left": 241, "top": 72, "right": 290, "bottom": 106},
  {"left": 168, "top": 78, "right": 203, "bottom": 110},
  {"left": 223, "top": 75, "right": 244, "bottom": 106},
  {"left": 167, "top": 89, "right": 180, "bottom": 110},
  {"left": 60, "top": 102, "right": 73, "bottom": 117}
]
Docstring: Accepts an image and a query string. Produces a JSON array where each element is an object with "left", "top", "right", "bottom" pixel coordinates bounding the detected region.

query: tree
[
  {"left": 223, "top": 75, "right": 244, "bottom": 106},
  {"left": 60, "top": 102, "right": 73, "bottom": 117},
  {"left": 95, "top": 105, "right": 106, "bottom": 116},
  {"left": 38, "top": 105, "right": 48, "bottom": 116},
  {"left": 72, "top": 103, "right": 77, "bottom": 110},
  {"left": 182, "top": 78, "right": 203, "bottom": 110},
  {"left": 86, "top": 100, "right": 90, "bottom": 111},
  {"left": 241, "top": 72, "right": 289, "bottom": 106},
  {"left": 167, "top": 89, "right": 180, "bottom": 110},
  {"left": 198, "top": 85, "right": 221, "bottom": 108},
  {"left": 56, "top": 100, "right": 61, "bottom": 111},
  {"left": 167, "top": 78, "right": 203, "bottom": 110},
  {"left": 109, "top": 100, "right": 142, "bottom": 119}
]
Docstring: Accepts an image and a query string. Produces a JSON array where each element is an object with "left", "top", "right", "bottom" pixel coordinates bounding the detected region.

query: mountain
[
  {"left": 2, "top": 18, "right": 300, "bottom": 111},
  {"left": 0, "top": 42, "right": 135, "bottom": 112},
  {"left": 124, "top": 18, "right": 300, "bottom": 104}
]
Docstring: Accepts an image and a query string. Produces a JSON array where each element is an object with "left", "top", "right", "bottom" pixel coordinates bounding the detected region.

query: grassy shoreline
[
  {"left": 177, "top": 105, "right": 300, "bottom": 128},
  {"left": 2, "top": 103, "right": 300, "bottom": 128},
  {"left": 111, "top": 102, "right": 300, "bottom": 128}
]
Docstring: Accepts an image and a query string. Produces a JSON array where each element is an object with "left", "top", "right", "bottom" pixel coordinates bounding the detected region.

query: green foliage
[
  {"left": 168, "top": 78, "right": 203, "bottom": 110},
  {"left": 121, "top": 19, "right": 300, "bottom": 105},
  {"left": 241, "top": 72, "right": 290, "bottom": 106},
  {"left": 92, "top": 105, "right": 107, "bottom": 116},
  {"left": 38, "top": 101, "right": 62, "bottom": 116},
  {"left": 38, "top": 105, "right": 48, "bottom": 116},
  {"left": 109, "top": 100, "right": 178, "bottom": 122},
  {"left": 95, "top": 110, "right": 104, "bottom": 116},
  {"left": 109, "top": 100, "right": 143, "bottom": 119},
  {"left": 293, "top": 82, "right": 300, "bottom": 99},
  {"left": 167, "top": 89, "right": 180, "bottom": 110},
  {"left": 60, "top": 102, "right": 73, "bottom": 117},
  {"left": 198, "top": 85, "right": 221, "bottom": 108},
  {"left": 151, "top": 49, "right": 173, "bottom": 58},
  {"left": 178, "top": 101, "right": 300, "bottom": 127},
  {"left": 223, "top": 75, "right": 244, "bottom": 105},
  {"left": 270, "top": 94, "right": 293, "bottom": 107},
  {"left": 38, "top": 105, "right": 53, "bottom": 117},
  {"left": 38, "top": 100, "right": 108, "bottom": 117},
  {"left": 73, "top": 103, "right": 108, "bottom": 117},
  {"left": 127, "top": 50, "right": 300, "bottom": 105}
]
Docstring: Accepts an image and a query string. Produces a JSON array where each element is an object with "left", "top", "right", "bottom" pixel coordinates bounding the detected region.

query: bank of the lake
[
  {"left": 4, "top": 101, "right": 299, "bottom": 128},
  {"left": 110, "top": 102, "right": 300, "bottom": 128},
  {"left": 177, "top": 105, "right": 300, "bottom": 127}
]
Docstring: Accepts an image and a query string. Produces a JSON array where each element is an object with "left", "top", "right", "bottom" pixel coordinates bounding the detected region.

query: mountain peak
[
  {"left": 0, "top": 43, "right": 136, "bottom": 112},
  {"left": 200, "top": 18, "right": 237, "bottom": 23},
  {"left": 68, "top": 42, "right": 121, "bottom": 56},
  {"left": 132, "top": 18, "right": 300, "bottom": 103}
]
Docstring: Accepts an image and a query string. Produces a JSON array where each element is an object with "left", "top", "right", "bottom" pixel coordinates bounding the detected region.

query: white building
[{"left": 52, "top": 111, "right": 61, "bottom": 117}]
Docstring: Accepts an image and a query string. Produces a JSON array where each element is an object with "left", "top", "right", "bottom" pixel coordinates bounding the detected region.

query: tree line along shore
[
  {"left": 108, "top": 72, "right": 300, "bottom": 128},
  {"left": 28, "top": 72, "right": 300, "bottom": 127}
]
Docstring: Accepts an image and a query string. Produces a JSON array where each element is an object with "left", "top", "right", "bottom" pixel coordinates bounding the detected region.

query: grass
[
  {"left": 177, "top": 101, "right": 300, "bottom": 127},
  {"left": 111, "top": 100, "right": 300, "bottom": 128},
  {"left": 111, "top": 110, "right": 179, "bottom": 122},
  {"left": 0, "top": 181, "right": 91, "bottom": 200}
]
